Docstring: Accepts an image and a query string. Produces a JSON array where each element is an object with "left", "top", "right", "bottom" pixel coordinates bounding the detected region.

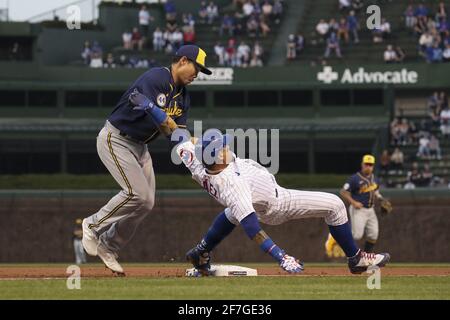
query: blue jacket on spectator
[
  {"left": 414, "top": 5, "right": 428, "bottom": 17},
  {"left": 347, "top": 15, "right": 358, "bottom": 30},
  {"left": 165, "top": 0, "right": 176, "bottom": 14}
]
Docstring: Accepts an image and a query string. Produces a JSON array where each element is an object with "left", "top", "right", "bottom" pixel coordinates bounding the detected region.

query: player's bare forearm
[
  {"left": 158, "top": 115, "right": 178, "bottom": 136},
  {"left": 340, "top": 189, "right": 355, "bottom": 205}
]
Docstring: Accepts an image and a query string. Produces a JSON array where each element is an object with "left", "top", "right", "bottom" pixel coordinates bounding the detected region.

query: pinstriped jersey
[{"left": 176, "top": 141, "right": 279, "bottom": 223}]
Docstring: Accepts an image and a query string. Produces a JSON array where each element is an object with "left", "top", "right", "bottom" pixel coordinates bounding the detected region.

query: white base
[{"left": 185, "top": 264, "right": 258, "bottom": 277}]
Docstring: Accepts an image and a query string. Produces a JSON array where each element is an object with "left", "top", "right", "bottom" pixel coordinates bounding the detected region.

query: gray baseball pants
[{"left": 84, "top": 120, "right": 155, "bottom": 255}]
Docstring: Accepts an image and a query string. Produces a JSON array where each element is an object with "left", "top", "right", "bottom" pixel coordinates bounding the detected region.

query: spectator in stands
[
  {"left": 103, "top": 53, "right": 116, "bottom": 68},
  {"left": 139, "top": 5, "right": 154, "bottom": 40},
  {"left": 81, "top": 41, "right": 91, "bottom": 65},
  {"left": 328, "top": 18, "right": 339, "bottom": 35},
  {"left": 252, "top": 41, "right": 264, "bottom": 66},
  {"left": 296, "top": 33, "right": 304, "bottom": 56},
  {"left": 172, "top": 28, "right": 184, "bottom": 52},
  {"left": 440, "top": 104, "right": 450, "bottom": 138},
  {"left": 286, "top": 34, "right": 296, "bottom": 60},
  {"left": 351, "top": 0, "right": 364, "bottom": 13},
  {"left": 398, "top": 118, "right": 410, "bottom": 145},
  {"left": 237, "top": 40, "right": 251, "bottom": 67},
  {"left": 337, "top": 18, "right": 350, "bottom": 44},
  {"left": 395, "top": 45, "right": 406, "bottom": 62},
  {"left": 242, "top": 0, "right": 254, "bottom": 17},
  {"left": 379, "top": 149, "right": 391, "bottom": 174},
  {"left": 118, "top": 54, "right": 129, "bottom": 68},
  {"left": 417, "top": 133, "right": 431, "bottom": 159},
  {"left": 390, "top": 147, "right": 404, "bottom": 173},
  {"left": 247, "top": 14, "right": 260, "bottom": 37},
  {"left": 131, "top": 27, "right": 144, "bottom": 51},
  {"left": 444, "top": 43, "right": 450, "bottom": 62},
  {"left": 182, "top": 13, "right": 196, "bottom": 29},
  {"left": 414, "top": 4, "right": 429, "bottom": 19},
  {"left": 430, "top": 43, "right": 443, "bottom": 63},
  {"left": 324, "top": 32, "right": 342, "bottom": 58},
  {"left": 419, "top": 31, "right": 434, "bottom": 57},
  {"left": 437, "top": 17, "right": 449, "bottom": 38},
  {"left": 183, "top": 26, "right": 196, "bottom": 45},
  {"left": 436, "top": 2, "right": 448, "bottom": 21},
  {"left": 429, "top": 134, "right": 442, "bottom": 160},
  {"left": 316, "top": 19, "right": 330, "bottom": 43},
  {"left": 405, "top": 162, "right": 422, "bottom": 189},
  {"left": 165, "top": 0, "right": 177, "bottom": 22},
  {"left": 272, "top": 0, "right": 283, "bottom": 25},
  {"left": 384, "top": 45, "right": 397, "bottom": 63},
  {"left": 404, "top": 5, "right": 416, "bottom": 29},
  {"left": 214, "top": 41, "right": 225, "bottom": 66},
  {"left": 259, "top": 15, "right": 271, "bottom": 37},
  {"left": 428, "top": 91, "right": 441, "bottom": 126},
  {"left": 224, "top": 38, "right": 237, "bottom": 66},
  {"left": 380, "top": 18, "right": 391, "bottom": 40},
  {"left": 339, "top": 0, "right": 351, "bottom": 13},
  {"left": 439, "top": 91, "right": 449, "bottom": 110},
  {"left": 347, "top": 10, "right": 359, "bottom": 44},
  {"left": 206, "top": 2, "right": 219, "bottom": 25},
  {"left": 220, "top": 14, "right": 235, "bottom": 36},
  {"left": 372, "top": 25, "right": 383, "bottom": 43},
  {"left": 262, "top": 1, "right": 273, "bottom": 19},
  {"left": 122, "top": 30, "right": 132, "bottom": 50},
  {"left": 89, "top": 41, "right": 103, "bottom": 68},
  {"left": 198, "top": 1, "right": 208, "bottom": 24},
  {"left": 421, "top": 163, "right": 434, "bottom": 187},
  {"left": 166, "top": 16, "right": 178, "bottom": 33},
  {"left": 153, "top": 27, "right": 164, "bottom": 51},
  {"left": 414, "top": 16, "right": 428, "bottom": 36}
]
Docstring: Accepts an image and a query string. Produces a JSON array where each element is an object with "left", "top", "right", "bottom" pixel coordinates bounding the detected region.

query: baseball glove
[{"left": 380, "top": 199, "right": 393, "bottom": 215}]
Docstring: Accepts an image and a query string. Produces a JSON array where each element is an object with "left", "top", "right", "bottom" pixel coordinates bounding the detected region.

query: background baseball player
[
  {"left": 128, "top": 91, "right": 391, "bottom": 275},
  {"left": 82, "top": 45, "right": 212, "bottom": 276},
  {"left": 337, "top": 155, "right": 390, "bottom": 253}
]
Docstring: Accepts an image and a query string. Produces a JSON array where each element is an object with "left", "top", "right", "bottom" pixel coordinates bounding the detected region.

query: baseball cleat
[
  {"left": 97, "top": 243, "right": 125, "bottom": 276},
  {"left": 186, "top": 247, "right": 211, "bottom": 276},
  {"left": 82, "top": 218, "right": 99, "bottom": 256},
  {"left": 348, "top": 250, "right": 390, "bottom": 274}
]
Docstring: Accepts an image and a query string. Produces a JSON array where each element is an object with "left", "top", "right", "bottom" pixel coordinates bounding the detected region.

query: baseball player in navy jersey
[
  {"left": 81, "top": 45, "right": 212, "bottom": 276},
  {"left": 128, "top": 91, "right": 391, "bottom": 275},
  {"left": 340, "top": 154, "right": 385, "bottom": 253}
]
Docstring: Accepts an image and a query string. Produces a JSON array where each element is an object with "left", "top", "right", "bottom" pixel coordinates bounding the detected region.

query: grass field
[{"left": 0, "top": 263, "right": 449, "bottom": 300}]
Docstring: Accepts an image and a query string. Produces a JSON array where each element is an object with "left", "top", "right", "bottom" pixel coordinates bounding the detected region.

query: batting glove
[
  {"left": 129, "top": 90, "right": 155, "bottom": 112},
  {"left": 279, "top": 254, "right": 304, "bottom": 273}
]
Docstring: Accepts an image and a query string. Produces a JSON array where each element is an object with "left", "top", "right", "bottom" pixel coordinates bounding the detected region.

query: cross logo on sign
[{"left": 317, "top": 66, "right": 339, "bottom": 84}]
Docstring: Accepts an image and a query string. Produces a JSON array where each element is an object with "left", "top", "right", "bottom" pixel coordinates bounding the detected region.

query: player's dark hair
[{"left": 172, "top": 56, "right": 183, "bottom": 64}]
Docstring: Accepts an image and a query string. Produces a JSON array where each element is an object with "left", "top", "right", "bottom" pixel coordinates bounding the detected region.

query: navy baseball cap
[{"left": 175, "top": 45, "right": 212, "bottom": 75}]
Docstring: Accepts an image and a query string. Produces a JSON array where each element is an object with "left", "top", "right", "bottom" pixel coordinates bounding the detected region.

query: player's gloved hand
[
  {"left": 279, "top": 254, "right": 304, "bottom": 273},
  {"left": 129, "top": 90, "right": 155, "bottom": 112}
]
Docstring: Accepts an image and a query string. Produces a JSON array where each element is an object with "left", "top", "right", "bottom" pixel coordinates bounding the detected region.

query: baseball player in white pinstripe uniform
[{"left": 128, "top": 91, "right": 391, "bottom": 275}]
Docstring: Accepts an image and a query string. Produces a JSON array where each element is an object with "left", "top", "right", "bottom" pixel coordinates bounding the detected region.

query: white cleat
[
  {"left": 82, "top": 219, "right": 99, "bottom": 256},
  {"left": 348, "top": 250, "right": 390, "bottom": 274},
  {"left": 97, "top": 243, "right": 125, "bottom": 276}
]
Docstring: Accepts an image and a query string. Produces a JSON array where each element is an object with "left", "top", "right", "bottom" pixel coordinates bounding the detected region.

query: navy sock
[
  {"left": 198, "top": 211, "right": 235, "bottom": 252},
  {"left": 328, "top": 222, "right": 359, "bottom": 257}
]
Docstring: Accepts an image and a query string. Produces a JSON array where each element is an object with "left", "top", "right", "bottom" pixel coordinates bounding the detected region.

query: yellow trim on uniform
[
  {"left": 89, "top": 132, "right": 134, "bottom": 229},
  {"left": 169, "top": 83, "right": 174, "bottom": 92},
  {"left": 172, "top": 91, "right": 182, "bottom": 99},
  {"left": 196, "top": 48, "right": 207, "bottom": 67}
]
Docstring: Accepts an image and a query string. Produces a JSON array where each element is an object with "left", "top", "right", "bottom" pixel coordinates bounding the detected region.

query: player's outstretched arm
[
  {"left": 129, "top": 90, "right": 179, "bottom": 136},
  {"left": 240, "top": 213, "right": 304, "bottom": 273}
]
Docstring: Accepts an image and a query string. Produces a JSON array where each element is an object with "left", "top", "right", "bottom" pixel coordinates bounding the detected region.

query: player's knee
[
  {"left": 325, "top": 194, "right": 348, "bottom": 225},
  {"left": 133, "top": 191, "right": 155, "bottom": 212},
  {"left": 352, "top": 232, "right": 364, "bottom": 241}
]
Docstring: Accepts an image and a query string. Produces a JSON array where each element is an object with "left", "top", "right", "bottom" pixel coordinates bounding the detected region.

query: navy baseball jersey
[
  {"left": 343, "top": 172, "right": 379, "bottom": 208},
  {"left": 108, "top": 66, "right": 189, "bottom": 143}
]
